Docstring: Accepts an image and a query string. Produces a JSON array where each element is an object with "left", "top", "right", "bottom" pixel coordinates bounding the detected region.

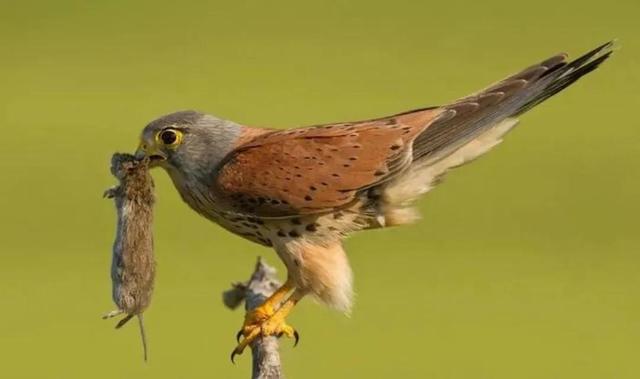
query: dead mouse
[{"left": 103, "top": 153, "right": 155, "bottom": 362}]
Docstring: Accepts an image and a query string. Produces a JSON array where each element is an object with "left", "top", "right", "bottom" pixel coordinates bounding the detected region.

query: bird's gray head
[{"left": 135, "top": 110, "right": 242, "bottom": 181}]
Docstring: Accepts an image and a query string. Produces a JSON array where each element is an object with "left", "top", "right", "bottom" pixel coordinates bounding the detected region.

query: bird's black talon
[
  {"left": 293, "top": 330, "right": 300, "bottom": 347},
  {"left": 230, "top": 349, "right": 239, "bottom": 364},
  {"left": 236, "top": 330, "right": 243, "bottom": 343}
]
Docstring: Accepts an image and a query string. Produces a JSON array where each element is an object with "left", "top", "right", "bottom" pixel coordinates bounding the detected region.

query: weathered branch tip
[{"left": 223, "top": 257, "right": 284, "bottom": 379}]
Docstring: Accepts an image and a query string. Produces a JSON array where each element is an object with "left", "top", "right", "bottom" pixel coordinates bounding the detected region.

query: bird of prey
[{"left": 134, "top": 41, "right": 614, "bottom": 360}]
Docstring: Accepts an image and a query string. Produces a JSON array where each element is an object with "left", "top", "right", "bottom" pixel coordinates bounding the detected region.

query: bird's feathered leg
[
  {"left": 231, "top": 238, "right": 353, "bottom": 361},
  {"left": 232, "top": 287, "right": 304, "bottom": 362}
]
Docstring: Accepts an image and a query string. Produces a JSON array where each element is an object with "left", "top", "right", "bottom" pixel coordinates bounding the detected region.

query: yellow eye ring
[{"left": 156, "top": 128, "right": 183, "bottom": 148}]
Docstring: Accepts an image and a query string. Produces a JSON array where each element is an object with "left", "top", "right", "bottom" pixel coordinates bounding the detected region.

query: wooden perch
[{"left": 223, "top": 258, "right": 284, "bottom": 379}]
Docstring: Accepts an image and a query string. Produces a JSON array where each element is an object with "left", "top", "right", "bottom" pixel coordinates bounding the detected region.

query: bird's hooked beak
[{"left": 135, "top": 139, "right": 167, "bottom": 167}]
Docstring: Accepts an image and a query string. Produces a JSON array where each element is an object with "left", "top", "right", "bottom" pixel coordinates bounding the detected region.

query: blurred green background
[{"left": 1, "top": 0, "right": 639, "bottom": 378}]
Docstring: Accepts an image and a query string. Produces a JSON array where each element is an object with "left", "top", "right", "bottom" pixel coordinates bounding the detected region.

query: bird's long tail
[
  {"left": 412, "top": 40, "right": 616, "bottom": 164},
  {"left": 381, "top": 41, "right": 616, "bottom": 224}
]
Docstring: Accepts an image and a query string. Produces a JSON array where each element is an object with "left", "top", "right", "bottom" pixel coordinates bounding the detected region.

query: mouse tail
[{"left": 137, "top": 314, "right": 148, "bottom": 362}]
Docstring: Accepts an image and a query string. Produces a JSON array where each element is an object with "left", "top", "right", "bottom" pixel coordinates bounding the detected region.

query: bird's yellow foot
[{"left": 231, "top": 303, "right": 299, "bottom": 363}]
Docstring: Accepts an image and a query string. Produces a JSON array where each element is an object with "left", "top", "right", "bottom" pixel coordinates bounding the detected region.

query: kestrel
[{"left": 135, "top": 41, "right": 614, "bottom": 360}]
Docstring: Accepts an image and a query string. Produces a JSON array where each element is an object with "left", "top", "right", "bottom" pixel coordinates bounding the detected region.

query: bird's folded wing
[{"left": 214, "top": 109, "right": 444, "bottom": 218}]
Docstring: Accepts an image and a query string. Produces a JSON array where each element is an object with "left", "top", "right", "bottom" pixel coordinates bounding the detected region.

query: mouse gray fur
[{"left": 103, "top": 153, "right": 155, "bottom": 362}]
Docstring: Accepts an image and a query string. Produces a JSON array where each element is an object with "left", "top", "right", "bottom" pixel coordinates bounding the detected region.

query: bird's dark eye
[
  {"left": 160, "top": 130, "right": 177, "bottom": 144},
  {"left": 157, "top": 128, "right": 183, "bottom": 147}
]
